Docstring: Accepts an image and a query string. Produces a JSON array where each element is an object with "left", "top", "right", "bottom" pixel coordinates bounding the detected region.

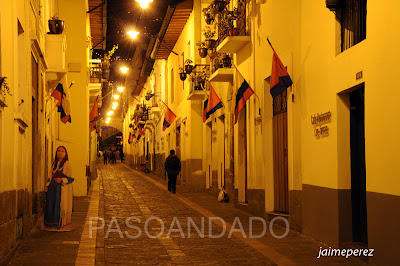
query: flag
[
  {"left": 163, "top": 106, "right": 177, "bottom": 131},
  {"left": 234, "top": 72, "right": 254, "bottom": 124},
  {"left": 89, "top": 97, "right": 99, "bottom": 122},
  {"left": 269, "top": 44, "right": 292, "bottom": 97},
  {"left": 203, "top": 85, "right": 223, "bottom": 122},
  {"left": 137, "top": 126, "right": 143, "bottom": 140},
  {"left": 89, "top": 97, "right": 99, "bottom": 132},
  {"left": 203, "top": 99, "right": 209, "bottom": 122},
  {"left": 51, "top": 83, "right": 63, "bottom": 106},
  {"left": 52, "top": 76, "right": 72, "bottom": 123}
]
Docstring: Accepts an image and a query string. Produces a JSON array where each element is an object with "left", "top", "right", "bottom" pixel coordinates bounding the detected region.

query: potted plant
[
  {"left": 196, "top": 41, "right": 208, "bottom": 58},
  {"left": 48, "top": 15, "right": 65, "bottom": 34},
  {"left": 222, "top": 54, "right": 232, "bottom": 68},
  {"left": 184, "top": 59, "right": 194, "bottom": 74},
  {"left": 178, "top": 67, "right": 187, "bottom": 81},
  {"left": 203, "top": 26, "right": 217, "bottom": 49},
  {"left": 202, "top": 7, "right": 215, "bottom": 25},
  {"left": 197, "top": 72, "right": 208, "bottom": 90},
  {"left": 220, "top": 11, "right": 238, "bottom": 36}
]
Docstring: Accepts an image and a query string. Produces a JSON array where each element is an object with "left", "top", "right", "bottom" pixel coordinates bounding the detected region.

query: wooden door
[{"left": 273, "top": 89, "right": 289, "bottom": 213}]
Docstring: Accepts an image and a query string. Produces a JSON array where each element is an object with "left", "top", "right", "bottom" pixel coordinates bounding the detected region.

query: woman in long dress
[{"left": 44, "top": 146, "right": 74, "bottom": 228}]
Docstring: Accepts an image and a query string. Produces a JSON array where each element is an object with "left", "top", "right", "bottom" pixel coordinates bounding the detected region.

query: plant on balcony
[
  {"left": 220, "top": 10, "right": 238, "bottom": 36},
  {"left": 203, "top": 26, "right": 217, "bottom": 49},
  {"left": 202, "top": 7, "right": 215, "bottom": 25},
  {"left": 222, "top": 53, "right": 232, "bottom": 68},
  {"left": 48, "top": 14, "right": 65, "bottom": 34},
  {"left": 196, "top": 41, "right": 208, "bottom": 58},
  {"left": 184, "top": 59, "right": 194, "bottom": 74}
]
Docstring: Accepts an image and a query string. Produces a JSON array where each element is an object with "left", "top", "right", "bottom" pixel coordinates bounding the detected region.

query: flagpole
[{"left": 266, "top": 37, "right": 276, "bottom": 53}]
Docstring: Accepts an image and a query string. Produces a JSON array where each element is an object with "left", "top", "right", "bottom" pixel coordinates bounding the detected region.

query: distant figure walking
[
  {"left": 103, "top": 150, "right": 108, "bottom": 165},
  {"left": 165, "top": 150, "right": 181, "bottom": 194},
  {"left": 120, "top": 149, "right": 124, "bottom": 163}
]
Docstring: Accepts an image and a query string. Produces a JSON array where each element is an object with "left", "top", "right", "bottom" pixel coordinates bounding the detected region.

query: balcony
[
  {"left": 45, "top": 34, "right": 66, "bottom": 73},
  {"left": 89, "top": 59, "right": 102, "bottom": 84},
  {"left": 89, "top": 59, "right": 102, "bottom": 106},
  {"left": 216, "top": 0, "right": 247, "bottom": 50},
  {"left": 209, "top": 68, "right": 234, "bottom": 83},
  {"left": 216, "top": 36, "right": 251, "bottom": 54},
  {"left": 149, "top": 107, "right": 161, "bottom": 119},
  {"left": 144, "top": 119, "right": 156, "bottom": 131},
  {"left": 188, "top": 89, "right": 206, "bottom": 101}
]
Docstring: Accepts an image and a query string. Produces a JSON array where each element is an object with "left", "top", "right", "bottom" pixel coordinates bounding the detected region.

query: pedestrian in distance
[
  {"left": 44, "top": 146, "right": 74, "bottom": 230},
  {"left": 120, "top": 149, "right": 124, "bottom": 163},
  {"left": 103, "top": 149, "right": 108, "bottom": 165},
  {"left": 165, "top": 150, "right": 181, "bottom": 194}
]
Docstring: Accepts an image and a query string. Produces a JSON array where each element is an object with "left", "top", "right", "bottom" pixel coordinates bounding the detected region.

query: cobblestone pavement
[
  {"left": 95, "top": 163, "right": 364, "bottom": 265},
  {"left": 8, "top": 196, "right": 90, "bottom": 265},
  {"left": 7, "top": 163, "right": 365, "bottom": 265}
]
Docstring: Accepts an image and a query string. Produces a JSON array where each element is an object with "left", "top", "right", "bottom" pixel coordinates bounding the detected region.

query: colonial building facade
[
  {"left": 123, "top": 0, "right": 399, "bottom": 264},
  {"left": 0, "top": 0, "right": 103, "bottom": 262}
]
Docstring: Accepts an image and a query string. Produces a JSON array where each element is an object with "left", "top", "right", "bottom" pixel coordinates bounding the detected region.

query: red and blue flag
[
  {"left": 89, "top": 97, "right": 99, "bottom": 131},
  {"left": 51, "top": 76, "right": 72, "bottom": 123},
  {"left": 137, "top": 126, "right": 143, "bottom": 140},
  {"left": 203, "top": 85, "right": 223, "bottom": 122},
  {"left": 163, "top": 106, "right": 177, "bottom": 131},
  {"left": 234, "top": 74, "right": 254, "bottom": 124},
  {"left": 269, "top": 42, "right": 292, "bottom": 97}
]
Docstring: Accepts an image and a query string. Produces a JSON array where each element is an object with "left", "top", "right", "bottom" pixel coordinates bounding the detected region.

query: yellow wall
[{"left": 56, "top": 0, "right": 90, "bottom": 196}]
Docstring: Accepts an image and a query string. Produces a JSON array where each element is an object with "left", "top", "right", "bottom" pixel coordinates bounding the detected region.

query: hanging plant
[
  {"left": 184, "top": 59, "right": 194, "bottom": 74},
  {"left": 196, "top": 41, "right": 208, "bottom": 58},
  {"left": 212, "top": 0, "right": 229, "bottom": 13},
  {"left": 202, "top": 7, "right": 215, "bottom": 25},
  {"left": 48, "top": 14, "right": 65, "bottom": 34},
  {"left": 179, "top": 67, "right": 187, "bottom": 81}
]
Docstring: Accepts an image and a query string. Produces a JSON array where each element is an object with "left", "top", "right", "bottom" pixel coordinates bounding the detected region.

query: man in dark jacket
[{"left": 165, "top": 150, "right": 181, "bottom": 194}]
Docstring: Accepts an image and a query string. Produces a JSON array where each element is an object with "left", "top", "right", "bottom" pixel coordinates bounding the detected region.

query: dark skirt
[{"left": 44, "top": 180, "right": 62, "bottom": 227}]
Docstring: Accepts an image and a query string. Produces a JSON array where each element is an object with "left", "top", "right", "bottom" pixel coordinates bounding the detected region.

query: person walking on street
[
  {"left": 120, "top": 149, "right": 124, "bottom": 163},
  {"left": 103, "top": 150, "right": 108, "bottom": 165},
  {"left": 165, "top": 150, "right": 181, "bottom": 194}
]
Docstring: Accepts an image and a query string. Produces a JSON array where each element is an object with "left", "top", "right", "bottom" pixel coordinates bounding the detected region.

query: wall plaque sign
[{"left": 311, "top": 111, "right": 331, "bottom": 138}]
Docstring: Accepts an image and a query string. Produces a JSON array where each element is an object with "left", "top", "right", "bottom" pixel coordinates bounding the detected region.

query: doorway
[
  {"left": 238, "top": 107, "right": 248, "bottom": 203},
  {"left": 273, "top": 89, "right": 289, "bottom": 213},
  {"left": 350, "top": 87, "right": 367, "bottom": 244}
]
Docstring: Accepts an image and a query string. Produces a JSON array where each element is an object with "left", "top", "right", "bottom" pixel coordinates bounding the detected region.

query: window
[{"left": 340, "top": 0, "right": 367, "bottom": 52}]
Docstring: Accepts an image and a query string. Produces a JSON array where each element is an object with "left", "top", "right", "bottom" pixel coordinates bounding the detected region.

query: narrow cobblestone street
[{"left": 9, "top": 162, "right": 365, "bottom": 265}]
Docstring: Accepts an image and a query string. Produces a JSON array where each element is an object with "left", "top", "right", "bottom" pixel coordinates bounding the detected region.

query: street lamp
[
  {"left": 127, "top": 30, "right": 140, "bottom": 39},
  {"left": 107, "top": 111, "right": 114, "bottom": 116},
  {"left": 120, "top": 67, "right": 129, "bottom": 74},
  {"left": 113, "top": 94, "right": 120, "bottom": 100},
  {"left": 135, "top": 0, "right": 153, "bottom": 9},
  {"left": 117, "top": 86, "right": 125, "bottom": 92}
]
